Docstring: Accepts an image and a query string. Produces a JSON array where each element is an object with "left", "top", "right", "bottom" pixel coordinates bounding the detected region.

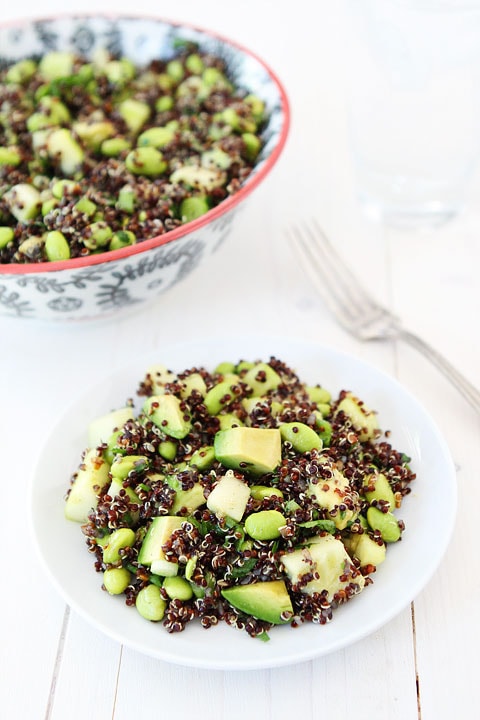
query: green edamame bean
[
  {"left": 135, "top": 584, "right": 166, "bottom": 621},
  {"left": 155, "top": 96, "right": 174, "bottom": 112},
  {"left": 101, "top": 137, "right": 132, "bottom": 157},
  {"left": 5, "top": 58, "right": 36, "bottom": 84},
  {"left": 280, "top": 422, "right": 322, "bottom": 453},
  {"left": 158, "top": 440, "right": 177, "bottom": 461},
  {"left": 84, "top": 222, "right": 113, "bottom": 250},
  {"left": 109, "top": 230, "right": 136, "bottom": 251},
  {"left": 110, "top": 454, "right": 149, "bottom": 480},
  {"left": 366, "top": 506, "right": 401, "bottom": 543},
  {"left": 214, "top": 362, "right": 237, "bottom": 375},
  {"left": 180, "top": 196, "right": 209, "bottom": 222},
  {"left": 218, "top": 413, "right": 243, "bottom": 430},
  {"left": 162, "top": 576, "right": 194, "bottom": 601},
  {"left": 0, "top": 147, "right": 21, "bottom": 166},
  {"left": 314, "top": 415, "right": 333, "bottom": 447},
  {"left": 250, "top": 485, "right": 284, "bottom": 501},
  {"left": 362, "top": 472, "right": 396, "bottom": 509},
  {"left": 125, "top": 147, "right": 167, "bottom": 176},
  {"left": 241, "top": 132, "right": 261, "bottom": 161},
  {"left": 185, "top": 53, "right": 204, "bottom": 75},
  {"left": 118, "top": 98, "right": 150, "bottom": 133},
  {"left": 74, "top": 197, "right": 96, "bottom": 217},
  {"left": 202, "top": 67, "right": 227, "bottom": 87},
  {"left": 189, "top": 445, "right": 215, "bottom": 471},
  {"left": 0, "top": 227, "right": 14, "bottom": 249},
  {"left": 45, "top": 231, "right": 71, "bottom": 261},
  {"left": 166, "top": 59, "right": 184, "bottom": 83},
  {"left": 306, "top": 385, "right": 332, "bottom": 405},
  {"left": 52, "top": 179, "right": 77, "bottom": 199},
  {"left": 103, "top": 567, "right": 131, "bottom": 595},
  {"left": 204, "top": 380, "right": 239, "bottom": 415},
  {"left": 138, "top": 126, "right": 175, "bottom": 148},
  {"left": 244, "top": 510, "right": 286, "bottom": 540},
  {"left": 42, "top": 198, "right": 58, "bottom": 216},
  {"left": 102, "top": 528, "right": 136, "bottom": 564}
]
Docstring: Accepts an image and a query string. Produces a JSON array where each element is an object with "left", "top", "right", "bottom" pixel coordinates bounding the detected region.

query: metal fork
[{"left": 289, "top": 219, "right": 480, "bottom": 415}]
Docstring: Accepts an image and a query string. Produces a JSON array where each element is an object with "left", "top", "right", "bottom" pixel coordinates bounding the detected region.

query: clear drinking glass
[{"left": 346, "top": 0, "right": 480, "bottom": 227}]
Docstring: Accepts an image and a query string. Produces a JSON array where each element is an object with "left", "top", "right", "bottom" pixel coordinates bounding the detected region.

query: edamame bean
[
  {"left": 85, "top": 222, "right": 113, "bottom": 250},
  {"left": 241, "top": 132, "right": 261, "bottom": 161},
  {"left": 138, "top": 126, "right": 175, "bottom": 148},
  {"left": 0, "top": 147, "right": 21, "bottom": 166},
  {"left": 110, "top": 454, "right": 149, "bottom": 480},
  {"left": 125, "top": 147, "right": 167, "bottom": 176},
  {"left": 162, "top": 576, "right": 194, "bottom": 601},
  {"left": 280, "top": 422, "right": 322, "bottom": 453},
  {"left": 189, "top": 445, "right": 215, "bottom": 471},
  {"left": 166, "top": 59, "right": 184, "bottom": 83},
  {"left": 109, "top": 230, "right": 136, "bottom": 251},
  {"left": 185, "top": 53, "right": 204, "bottom": 75},
  {"left": 314, "top": 415, "right": 333, "bottom": 446},
  {"left": 204, "top": 380, "right": 239, "bottom": 415},
  {"left": 118, "top": 98, "right": 150, "bottom": 133},
  {"left": 103, "top": 567, "right": 131, "bottom": 595},
  {"left": 158, "top": 440, "right": 177, "bottom": 461},
  {"left": 135, "top": 584, "right": 166, "bottom": 621},
  {"left": 45, "top": 231, "right": 71, "bottom": 261},
  {"left": 75, "top": 197, "right": 96, "bottom": 217},
  {"left": 180, "top": 196, "right": 209, "bottom": 222},
  {"left": 362, "top": 472, "right": 396, "bottom": 509},
  {"left": 244, "top": 510, "right": 286, "bottom": 540},
  {"left": 155, "top": 96, "right": 174, "bottom": 112},
  {"left": 102, "top": 528, "right": 136, "bottom": 564},
  {"left": 101, "top": 137, "right": 131, "bottom": 157},
  {"left": 366, "top": 506, "right": 401, "bottom": 543},
  {"left": 306, "top": 385, "right": 332, "bottom": 404},
  {"left": 0, "top": 227, "right": 14, "bottom": 249},
  {"left": 5, "top": 58, "right": 36, "bottom": 84},
  {"left": 250, "top": 485, "right": 284, "bottom": 501},
  {"left": 214, "top": 362, "right": 237, "bottom": 375}
]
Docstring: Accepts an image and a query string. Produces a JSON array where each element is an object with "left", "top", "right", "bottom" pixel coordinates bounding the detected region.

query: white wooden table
[{"left": 1, "top": 2, "right": 479, "bottom": 718}]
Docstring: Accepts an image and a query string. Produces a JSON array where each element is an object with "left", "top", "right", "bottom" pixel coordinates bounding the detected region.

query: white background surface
[{"left": 1, "top": 1, "right": 479, "bottom": 719}]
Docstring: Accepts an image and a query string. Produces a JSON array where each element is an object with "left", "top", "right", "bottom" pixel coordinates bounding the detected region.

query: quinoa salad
[
  {"left": 0, "top": 44, "right": 267, "bottom": 264},
  {"left": 64, "top": 356, "right": 416, "bottom": 640}
]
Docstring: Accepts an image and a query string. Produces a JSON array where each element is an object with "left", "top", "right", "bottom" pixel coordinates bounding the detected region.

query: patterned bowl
[{"left": 0, "top": 14, "right": 289, "bottom": 321}]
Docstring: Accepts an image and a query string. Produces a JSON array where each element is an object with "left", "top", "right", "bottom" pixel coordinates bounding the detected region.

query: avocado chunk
[
  {"left": 106, "top": 476, "right": 141, "bottom": 506},
  {"left": 143, "top": 394, "right": 192, "bottom": 439},
  {"left": 242, "top": 362, "right": 282, "bottom": 397},
  {"left": 214, "top": 426, "right": 281, "bottom": 476},
  {"left": 280, "top": 534, "right": 365, "bottom": 602},
  {"left": 64, "top": 449, "right": 110, "bottom": 523},
  {"left": 221, "top": 580, "right": 293, "bottom": 624},
  {"left": 206, "top": 470, "right": 250, "bottom": 521},
  {"left": 335, "top": 392, "right": 379, "bottom": 441},
  {"left": 137, "top": 515, "right": 183, "bottom": 566},
  {"left": 307, "top": 458, "right": 360, "bottom": 530},
  {"left": 346, "top": 532, "right": 387, "bottom": 567},
  {"left": 204, "top": 380, "right": 240, "bottom": 415},
  {"left": 171, "top": 481, "right": 206, "bottom": 514},
  {"left": 87, "top": 408, "right": 135, "bottom": 449},
  {"left": 280, "top": 422, "right": 322, "bottom": 453}
]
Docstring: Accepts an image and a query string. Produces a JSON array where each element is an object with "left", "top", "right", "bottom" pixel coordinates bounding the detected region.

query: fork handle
[{"left": 399, "top": 328, "right": 480, "bottom": 414}]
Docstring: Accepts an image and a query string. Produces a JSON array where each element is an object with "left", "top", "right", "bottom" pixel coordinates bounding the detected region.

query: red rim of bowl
[{"left": 0, "top": 12, "right": 290, "bottom": 276}]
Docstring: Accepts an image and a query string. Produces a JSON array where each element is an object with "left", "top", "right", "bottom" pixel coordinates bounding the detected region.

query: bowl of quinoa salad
[
  {"left": 30, "top": 336, "right": 457, "bottom": 669},
  {"left": 0, "top": 15, "right": 289, "bottom": 320}
]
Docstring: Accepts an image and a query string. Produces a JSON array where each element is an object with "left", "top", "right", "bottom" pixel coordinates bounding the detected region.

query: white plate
[{"left": 30, "top": 335, "right": 457, "bottom": 670}]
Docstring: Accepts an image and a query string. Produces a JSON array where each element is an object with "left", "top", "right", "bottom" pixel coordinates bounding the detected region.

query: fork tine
[{"left": 290, "top": 220, "right": 381, "bottom": 320}]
